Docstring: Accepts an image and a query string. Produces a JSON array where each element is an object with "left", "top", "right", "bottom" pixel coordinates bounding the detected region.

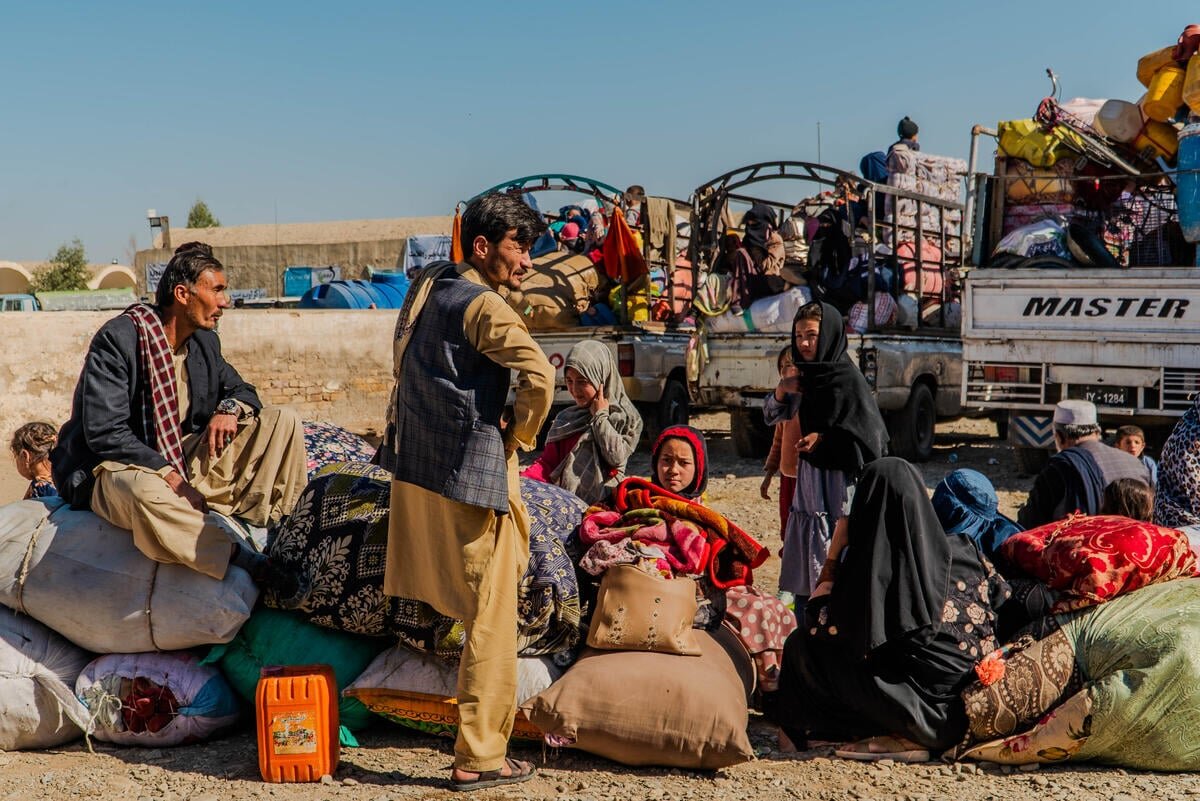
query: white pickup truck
[
  {"left": 961, "top": 136, "right": 1200, "bottom": 473},
  {"left": 962, "top": 267, "right": 1200, "bottom": 472},
  {"left": 688, "top": 161, "right": 965, "bottom": 461}
]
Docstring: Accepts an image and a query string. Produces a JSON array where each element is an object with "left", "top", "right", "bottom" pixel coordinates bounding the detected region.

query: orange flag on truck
[
  {"left": 602, "top": 206, "right": 648, "bottom": 284},
  {"left": 450, "top": 206, "right": 464, "bottom": 263}
]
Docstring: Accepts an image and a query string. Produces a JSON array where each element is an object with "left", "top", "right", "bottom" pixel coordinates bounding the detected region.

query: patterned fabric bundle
[
  {"left": 1000, "top": 513, "right": 1198, "bottom": 612},
  {"left": 954, "top": 580, "right": 1200, "bottom": 771},
  {"left": 1154, "top": 394, "right": 1200, "bottom": 529},
  {"left": 122, "top": 303, "right": 186, "bottom": 475},
  {"left": 722, "top": 586, "right": 797, "bottom": 693},
  {"left": 302, "top": 421, "right": 376, "bottom": 479},
  {"left": 954, "top": 622, "right": 1081, "bottom": 748},
  {"left": 266, "top": 464, "right": 585, "bottom": 660},
  {"left": 610, "top": 477, "right": 769, "bottom": 589}
]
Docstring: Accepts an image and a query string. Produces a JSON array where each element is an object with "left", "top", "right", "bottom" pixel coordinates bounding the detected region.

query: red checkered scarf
[{"left": 122, "top": 303, "right": 186, "bottom": 476}]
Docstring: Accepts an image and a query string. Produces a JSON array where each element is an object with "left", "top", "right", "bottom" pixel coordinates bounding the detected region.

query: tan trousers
[
  {"left": 91, "top": 406, "right": 308, "bottom": 580},
  {"left": 386, "top": 453, "right": 528, "bottom": 772}
]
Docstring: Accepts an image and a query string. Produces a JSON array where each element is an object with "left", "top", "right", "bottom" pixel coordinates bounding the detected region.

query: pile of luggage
[
  {"left": 697, "top": 149, "right": 967, "bottom": 336},
  {"left": 989, "top": 25, "right": 1200, "bottom": 269},
  {"left": 0, "top": 426, "right": 762, "bottom": 769}
]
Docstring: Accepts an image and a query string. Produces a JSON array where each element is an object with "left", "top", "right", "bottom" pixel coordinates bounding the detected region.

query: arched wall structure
[
  {"left": 88, "top": 265, "right": 137, "bottom": 290},
  {"left": 0, "top": 262, "right": 32, "bottom": 294}
]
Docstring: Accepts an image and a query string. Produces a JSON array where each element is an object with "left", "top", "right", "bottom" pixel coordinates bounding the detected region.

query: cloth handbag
[
  {"left": 586, "top": 565, "right": 701, "bottom": 656},
  {"left": 957, "top": 625, "right": 1080, "bottom": 746}
]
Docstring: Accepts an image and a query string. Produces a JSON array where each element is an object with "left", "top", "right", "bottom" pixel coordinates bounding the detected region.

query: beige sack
[{"left": 503, "top": 251, "right": 601, "bottom": 330}]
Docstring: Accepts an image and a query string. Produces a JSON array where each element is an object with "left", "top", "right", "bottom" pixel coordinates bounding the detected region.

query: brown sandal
[{"left": 450, "top": 757, "right": 537, "bottom": 792}]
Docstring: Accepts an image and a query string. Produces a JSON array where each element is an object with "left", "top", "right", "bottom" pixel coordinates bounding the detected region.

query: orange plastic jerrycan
[{"left": 256, "top": 664, "right": 340, "bottom": 783}]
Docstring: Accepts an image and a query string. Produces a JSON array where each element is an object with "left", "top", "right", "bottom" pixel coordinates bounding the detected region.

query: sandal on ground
[
  {"left": 450, "top": 757, "right": 536, "bottom": 792},
  {"left": 834, "top": 735, "right": 930, "bottom": 763}
]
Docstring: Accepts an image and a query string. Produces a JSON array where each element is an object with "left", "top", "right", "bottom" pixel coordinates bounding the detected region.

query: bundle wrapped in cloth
[
  {"left": 266, "top": 464, "right": 586, "bottom": 660},
  {"left": 0, "top": 498, "right": 257, "bottom": 653},
  {"left": 589, "top": 477, "right": 770, "bottom": 589},
  {"left": 0, "top": 606, "right": 91, "bottom": 751},
  {"left": 1000, "top": 513, "right": 1197, "bottom": 612}
]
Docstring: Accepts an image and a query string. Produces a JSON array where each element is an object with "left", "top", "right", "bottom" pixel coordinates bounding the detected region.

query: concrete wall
[
  {"left": 134, "top": 242, "right": 411, "bottom": 296},
  {"left": 0, "top": 309, "right": 398, "bottom": 440}
]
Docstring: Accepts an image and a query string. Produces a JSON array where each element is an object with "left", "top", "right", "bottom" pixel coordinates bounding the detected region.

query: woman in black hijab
[
  {"left": 765, "top": 301, "right": 889, "bottom": 607},
  {"left": 763, "top": 457, "right": 1010, "bottom": 761}
]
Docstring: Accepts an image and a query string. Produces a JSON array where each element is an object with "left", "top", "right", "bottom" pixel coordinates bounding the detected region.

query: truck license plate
[{"left": 1068, "top": 385, "right": 1132, "bottom": 408}]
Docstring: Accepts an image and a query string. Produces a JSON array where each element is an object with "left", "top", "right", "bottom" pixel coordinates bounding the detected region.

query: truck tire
[
  {"left": 887, "top": 383, "right": 936, "bottom": 462},
  {"left": 731, "top": 407, "right": 772, "bottom": 459},
  {"left": 654, "top": 379, "right": 690, "bottom": 440},
  {"left": 1013, "top": 446, "right": 1050, "bottom": 476}
]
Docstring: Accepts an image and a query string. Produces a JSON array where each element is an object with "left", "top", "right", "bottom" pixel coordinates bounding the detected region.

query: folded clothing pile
[{"left": 593, "top": 477, "right": 770, "bottom": 591}]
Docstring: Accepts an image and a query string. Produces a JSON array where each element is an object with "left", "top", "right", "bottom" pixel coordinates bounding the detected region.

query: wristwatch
[{"left": 216, "top": 398, "right": 241, "bottom": 417}]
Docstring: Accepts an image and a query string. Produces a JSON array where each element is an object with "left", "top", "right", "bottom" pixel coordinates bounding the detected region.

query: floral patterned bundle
[
  {"left": 267, "top": 463, "right": 585, "bottom": 660},
  {"left": 1000, "top": 513, "right": 1198, "bottom": 612}
]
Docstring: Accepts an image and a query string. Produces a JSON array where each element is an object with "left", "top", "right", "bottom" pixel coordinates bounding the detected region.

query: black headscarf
[
  {"left": 831, "top": 457, "right": 988, "bottom": 659},
  {"left": 743, "top": 203, "right": 777, "bottom": 251},
  {"left": 790, "top": 301, "right": 888, "bottom": 475}
]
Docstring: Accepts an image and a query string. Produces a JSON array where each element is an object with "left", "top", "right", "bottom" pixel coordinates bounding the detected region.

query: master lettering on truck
[{"left": 1020, "top": 297, "right": 1191, "bottom": 319}]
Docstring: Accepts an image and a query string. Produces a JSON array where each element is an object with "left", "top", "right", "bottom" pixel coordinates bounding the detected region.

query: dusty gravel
[{"left": 0, "top": 414, "right": 1188, "bottom": 801}]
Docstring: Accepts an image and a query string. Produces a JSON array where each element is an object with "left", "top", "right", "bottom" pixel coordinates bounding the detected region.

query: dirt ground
[{"left": 0, "top": 414, "right": 1190, "bottom": 801}]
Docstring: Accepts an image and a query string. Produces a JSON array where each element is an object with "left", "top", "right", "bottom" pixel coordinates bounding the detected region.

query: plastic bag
[
  {"left": 993, "top": 217, "right": 1070, "bottom": 260},
  {"left": 76, "top": 651, "right": 239, "bottom": 746}
]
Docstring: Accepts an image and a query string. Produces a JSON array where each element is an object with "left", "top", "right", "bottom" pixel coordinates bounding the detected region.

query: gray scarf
[{"left": 545, "top": 340, "right": 642, "bottom": 504}]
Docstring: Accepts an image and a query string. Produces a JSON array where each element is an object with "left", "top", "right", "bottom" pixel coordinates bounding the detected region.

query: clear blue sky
[{"left": 1, "top": 1, "right": 1194, "bottom": 264}]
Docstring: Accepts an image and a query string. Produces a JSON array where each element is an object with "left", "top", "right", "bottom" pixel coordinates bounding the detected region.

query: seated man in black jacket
[{"left": 52, "top": 242, "right": 307, "bottom": 598}]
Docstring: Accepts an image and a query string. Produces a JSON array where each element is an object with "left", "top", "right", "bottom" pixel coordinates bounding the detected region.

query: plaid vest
[{"left": 389, "top": 271, "right": 511, "bottom": 513}]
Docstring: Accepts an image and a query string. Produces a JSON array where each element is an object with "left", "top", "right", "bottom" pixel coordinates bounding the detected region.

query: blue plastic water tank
[
  {"left": 1178, "top": 123, "right": 1200, "bottom": 243},
  {"left": 299, "top": 280, "right": 371, "bottom": 309},
  {"left": 299, "top": 274, "right": 410, "bottom": 309}
]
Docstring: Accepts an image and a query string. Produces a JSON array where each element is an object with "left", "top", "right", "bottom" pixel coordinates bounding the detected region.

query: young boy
[
  {"left": 1115, "top": 425, "right": 1157, "bottom": 488},
  {"left": 762, "top": 347, "right": 802, "bottom": 583},
  {"left": 10, "top": 421, "right": 58, "bottom": 500}
]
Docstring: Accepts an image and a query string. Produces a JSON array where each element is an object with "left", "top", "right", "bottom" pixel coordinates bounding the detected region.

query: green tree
[
  {"left": 29, "top": 239, "right": 89, "bottom": 293},
  {"left": 187, "top": 199, "right": 221, "bottom": 229}
]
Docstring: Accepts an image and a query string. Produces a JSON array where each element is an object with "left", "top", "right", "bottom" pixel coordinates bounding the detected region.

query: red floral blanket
[{"left": 1000, "top": 514, "right": 1198, "bottom": 612}]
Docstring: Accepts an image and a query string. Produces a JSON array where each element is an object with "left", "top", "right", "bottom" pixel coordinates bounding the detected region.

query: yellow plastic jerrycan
[
  {"left": 1184, "top": 55, "right": 1200, "bottom": 114},
  {"left": 1133, "top": 120, "right": 1181, "bottom": 162},
  {"left": 1144, "top": 65, "right": 1187, "bottom": 122},
  {"left": 1138, "top": 46, "right": 1178, "bottom": 88}
]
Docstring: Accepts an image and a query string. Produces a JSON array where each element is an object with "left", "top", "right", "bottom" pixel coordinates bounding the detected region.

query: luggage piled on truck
[
  {"left": 458, "top": 177, "right": 695, "bottom": 330},
  {"left": 985, "top": 25, "right": 1200, "bottom": 269},
  {"left": 690, "top": 158, "right": 965, "bottom": 337}
]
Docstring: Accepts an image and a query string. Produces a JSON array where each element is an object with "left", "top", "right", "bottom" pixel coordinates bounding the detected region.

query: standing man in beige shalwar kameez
[{"left": 381, "top": 193, "right": 554, "bottom": 791}]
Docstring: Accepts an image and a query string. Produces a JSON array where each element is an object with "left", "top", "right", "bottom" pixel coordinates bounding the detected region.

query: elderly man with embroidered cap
[{"left": 1017, "top": 399, "right": 1150, "bottom": 528}]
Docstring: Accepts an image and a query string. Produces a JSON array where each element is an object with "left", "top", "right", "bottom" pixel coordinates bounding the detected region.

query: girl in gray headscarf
[{"left": 521, "top": 340, "right": 643, "bottom": 505}]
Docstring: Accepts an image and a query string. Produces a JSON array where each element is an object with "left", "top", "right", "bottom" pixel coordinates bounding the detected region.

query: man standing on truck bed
[
  {"left": 381, "top": 192, "right": 555, "bottom": 791},
  {"left": 1017, "top": 400, "right": 1150, "bottom": 528}
]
